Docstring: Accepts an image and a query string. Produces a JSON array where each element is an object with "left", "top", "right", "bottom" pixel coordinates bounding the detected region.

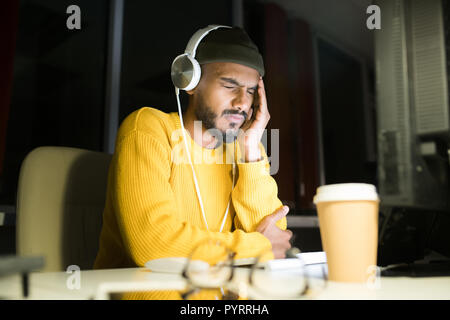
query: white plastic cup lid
[{"left": 313, "top": 183, "right": 379, "bottom": 204}]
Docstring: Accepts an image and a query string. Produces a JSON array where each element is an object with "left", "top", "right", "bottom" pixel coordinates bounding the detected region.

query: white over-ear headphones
[{"left": 171, "top": 25, "right": 232, "bottom": 91}]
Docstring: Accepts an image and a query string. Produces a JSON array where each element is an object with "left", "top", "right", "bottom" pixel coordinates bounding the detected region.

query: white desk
[{"left": 1, "top": 266, "right": 450, "bottom": 300}]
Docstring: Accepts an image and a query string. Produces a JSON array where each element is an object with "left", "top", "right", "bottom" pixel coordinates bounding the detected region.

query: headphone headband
[{"left": 184, "top": 25, "right": 232, "bottom": 58}]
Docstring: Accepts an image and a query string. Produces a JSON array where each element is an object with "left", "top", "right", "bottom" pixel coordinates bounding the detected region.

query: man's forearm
[{"left": 231, "top": 142, "right": 286, "bottom": 232}]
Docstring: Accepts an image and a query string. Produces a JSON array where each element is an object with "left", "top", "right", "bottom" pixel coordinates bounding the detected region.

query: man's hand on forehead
[{"left": 238, "top": 77, "right": 270, "bottom": 162}]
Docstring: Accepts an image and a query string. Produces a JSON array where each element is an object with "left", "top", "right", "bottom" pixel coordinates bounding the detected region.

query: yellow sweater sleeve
[
  {"left": 112, "top": 129, "right": 272, "bottom": 266},
  {"left": 232, "top": 143, "right": 287, "bottom": 232}
]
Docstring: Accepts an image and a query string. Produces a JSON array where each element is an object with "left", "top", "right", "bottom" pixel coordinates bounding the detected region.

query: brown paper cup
[{"left": 314, "top": 184, "right": 379, "bottom": 283}]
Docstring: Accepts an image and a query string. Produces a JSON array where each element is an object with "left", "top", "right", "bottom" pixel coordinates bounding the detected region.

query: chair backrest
[{"left": 16, "top": 146, "right": 112, "bottom": 272}]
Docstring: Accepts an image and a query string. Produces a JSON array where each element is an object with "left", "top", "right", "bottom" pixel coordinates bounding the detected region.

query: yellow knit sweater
[{"left": 94, "top": 107, "right": 286, "bottom": 271}]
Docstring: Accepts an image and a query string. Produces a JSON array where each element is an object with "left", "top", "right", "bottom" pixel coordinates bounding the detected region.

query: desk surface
[{"left": 2, "top": 266, "right": 450, "bottom": 300}]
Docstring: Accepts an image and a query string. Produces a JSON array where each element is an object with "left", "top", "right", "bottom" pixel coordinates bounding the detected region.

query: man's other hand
[{"left": 256, "top": 205, "right": 293, "bottom": 259}]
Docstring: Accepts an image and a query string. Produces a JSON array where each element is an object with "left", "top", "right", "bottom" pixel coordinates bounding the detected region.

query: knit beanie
[{"left": 196, "top": 26, "right": 265, "bottom": 77}]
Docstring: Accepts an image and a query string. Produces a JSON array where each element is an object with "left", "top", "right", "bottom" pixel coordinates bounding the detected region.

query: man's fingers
[
  {"left": 257, "top": 78, "right": 268, "bottom": 116},
  {"left": 256, "top": 206, "right": 290, "bottom": 233},
  {"left": 243, "top": 107, "right": 253, "bottom": 129},
  {"left": 281, "top": 229, "right": 293, "bottom": 242},
  {"left": 268, "top": 205, "right": 289, "bottom": 225},
  {"left": 247, "top": 106, "right": 253, "bottom": 120}
]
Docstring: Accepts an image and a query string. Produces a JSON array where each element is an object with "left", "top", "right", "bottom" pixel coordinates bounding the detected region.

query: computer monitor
[{"left": 375, "top": 0, "right": 450, "bottom": 266}]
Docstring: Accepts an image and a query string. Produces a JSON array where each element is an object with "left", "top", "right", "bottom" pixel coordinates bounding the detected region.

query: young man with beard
[{"left": 94, "top": 26, "right": 293, "bottom": 277}]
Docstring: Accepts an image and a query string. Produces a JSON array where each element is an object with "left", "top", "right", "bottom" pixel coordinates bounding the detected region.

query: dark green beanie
[{"left": 196, "top": 26, "right": 265, "bottom": 77}]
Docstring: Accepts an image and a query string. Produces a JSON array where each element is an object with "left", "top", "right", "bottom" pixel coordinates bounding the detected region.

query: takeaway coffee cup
[{"left": 313, "top": 183, "right": 379, "bottom": 283}]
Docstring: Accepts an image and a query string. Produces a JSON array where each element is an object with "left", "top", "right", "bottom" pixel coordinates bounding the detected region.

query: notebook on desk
[{"left": 234, "top": 251, "right": 327, "bottom": 270}]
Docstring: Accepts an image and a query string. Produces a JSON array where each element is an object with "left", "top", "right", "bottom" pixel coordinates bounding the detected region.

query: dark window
[{"left": 1, "top": 0, "right": 108, "bottom": 205}]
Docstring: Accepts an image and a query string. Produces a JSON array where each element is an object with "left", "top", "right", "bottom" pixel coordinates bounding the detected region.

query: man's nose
[{"left": 232, "top": 88, "right": 252, "bottom": 111}]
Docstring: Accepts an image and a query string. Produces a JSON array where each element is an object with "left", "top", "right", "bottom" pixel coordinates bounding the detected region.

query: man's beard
[{"left": 194, "top": 98, "right": 247, "bottom": 145}]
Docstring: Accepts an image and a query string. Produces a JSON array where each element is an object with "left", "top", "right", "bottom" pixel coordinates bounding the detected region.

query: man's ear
[{"left": 186, "top": 88, "right": 196, "bottom": 95}]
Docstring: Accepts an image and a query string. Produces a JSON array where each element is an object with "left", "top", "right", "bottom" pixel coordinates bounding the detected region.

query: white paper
[
  {"left": 296, "top": 251, "right": 327, "bottom": 265},
  {"left": 259, "top": 252, "right": 326, "bottom": 271}
]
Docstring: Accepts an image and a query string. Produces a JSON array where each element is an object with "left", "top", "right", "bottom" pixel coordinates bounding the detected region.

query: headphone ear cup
[{"left": 171, "top": 54, "right": 201, "bottom": 91}]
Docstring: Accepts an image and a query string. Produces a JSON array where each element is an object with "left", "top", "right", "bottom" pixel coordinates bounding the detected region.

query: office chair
[{"left": 16, "top": 146, "right": 112, "bottom": 272}]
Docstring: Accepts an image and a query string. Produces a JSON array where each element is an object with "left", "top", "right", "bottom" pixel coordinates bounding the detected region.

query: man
[{"left": 94, "top": 26, "right": 292, "bottom": 275}]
